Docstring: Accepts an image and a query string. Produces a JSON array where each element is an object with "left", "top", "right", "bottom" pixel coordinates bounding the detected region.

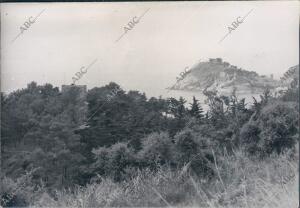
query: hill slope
[{"left": 169, "top": 58, "right": 281, "bottom": 94}]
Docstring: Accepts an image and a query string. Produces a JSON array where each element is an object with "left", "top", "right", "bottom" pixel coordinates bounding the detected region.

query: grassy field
[{"left": 31, "top": 149, "right": 298, "bottom": 208}]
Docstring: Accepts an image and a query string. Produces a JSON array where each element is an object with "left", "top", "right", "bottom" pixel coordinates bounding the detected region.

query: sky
[{"left": 1, "top": 1, "right": 299, "bottom": 96}]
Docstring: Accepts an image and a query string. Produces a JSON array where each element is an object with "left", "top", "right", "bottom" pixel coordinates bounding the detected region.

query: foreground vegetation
[
  {"left": 2, "top": 149, "right": 298, "bottom": 207},
  {"left": 1, "top": 72, "right": 298, "bottom": 207}
]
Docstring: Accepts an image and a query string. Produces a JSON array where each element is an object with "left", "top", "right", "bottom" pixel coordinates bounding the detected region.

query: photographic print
[{"left": 0, "top": 1, "right": 299, "bottom": 207}]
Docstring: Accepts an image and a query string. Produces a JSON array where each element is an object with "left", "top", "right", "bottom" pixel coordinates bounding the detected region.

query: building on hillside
[
  {"left": 209, "top": 58, "right": 223, "bottom": 64},
  {"left": 216, "top": 58, "right": 222, "bottom": 63}
]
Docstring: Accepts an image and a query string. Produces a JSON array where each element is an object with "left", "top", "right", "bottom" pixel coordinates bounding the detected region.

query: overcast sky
[{"left": 1, "top": 1, "right": 299, "bottom": 95}]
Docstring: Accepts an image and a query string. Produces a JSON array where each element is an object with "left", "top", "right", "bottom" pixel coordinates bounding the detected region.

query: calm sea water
[{"left": 142, "top": 88, "right": 262, "bottom": 111}]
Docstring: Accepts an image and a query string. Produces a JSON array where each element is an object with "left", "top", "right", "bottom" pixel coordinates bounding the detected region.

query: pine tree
[
  {"left": 178, "top": 97, "right": 187, "bottom": 119},
  {"left": 189, "top": 96, "right": 204, "bottom": 120}
]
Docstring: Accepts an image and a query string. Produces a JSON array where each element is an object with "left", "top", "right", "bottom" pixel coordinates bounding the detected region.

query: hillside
[{"left": 169, "top": 58, "right": 281, "bottom": 94}]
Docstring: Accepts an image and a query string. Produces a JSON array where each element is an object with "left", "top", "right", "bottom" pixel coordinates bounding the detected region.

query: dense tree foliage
[{"left": 1, "top": 81, "right": 298, "bottom": 207}]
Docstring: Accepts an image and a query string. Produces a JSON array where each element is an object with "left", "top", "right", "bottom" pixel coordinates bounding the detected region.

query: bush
[
  {"left": 174, "top": 129, "right": 215, "bottom": 178},
  {"left": 92, "top": 143, "right": 135, "bottom": 181},
  {"left": 0, "top": 169, "right": 45, "bottom": 207},
  {"left": 240, "top": 101, "right": 298, "bottom": 156},
  {"left": 259, "top": 101, "right": 298, "bottom": 154},
  {"left": 138, "top": 132, "right": 176, "bottom": 168},
  {"left": 240, "top": 120, "right": 263, "bottom": 155},
  {"left": 174, "top": 129, "right": 199, "bottom": 164}
]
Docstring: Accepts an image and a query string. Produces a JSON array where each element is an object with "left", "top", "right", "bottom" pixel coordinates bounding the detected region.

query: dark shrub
[
  {"left": 138, "top": 132, "right": 176, "bottom": 168},
  {"left": 92, "top": 142, "right": 135, "bottom": 181},
  {"left": 240, "top": 101, "right": 298, "bottom": 156}
]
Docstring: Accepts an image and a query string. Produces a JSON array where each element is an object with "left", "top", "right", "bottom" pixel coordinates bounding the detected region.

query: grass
[{"left": 30, "top": 149, "right": 298, "bottom": 208}]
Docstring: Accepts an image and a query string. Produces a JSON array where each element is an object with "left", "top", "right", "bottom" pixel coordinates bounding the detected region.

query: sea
[{"left": 140, "top": 88, "right": 262, "bottom": 111}]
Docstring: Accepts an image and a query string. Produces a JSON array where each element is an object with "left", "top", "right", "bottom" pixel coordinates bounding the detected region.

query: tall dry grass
[{"left": 32, "top": 149, "right": 298, "bottom": 208}]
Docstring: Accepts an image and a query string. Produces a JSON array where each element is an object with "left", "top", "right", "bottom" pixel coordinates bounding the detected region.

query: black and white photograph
[{"left": 0, "top": 1, "right": 299, "bottom": 207}]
